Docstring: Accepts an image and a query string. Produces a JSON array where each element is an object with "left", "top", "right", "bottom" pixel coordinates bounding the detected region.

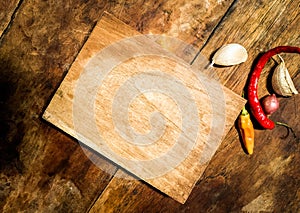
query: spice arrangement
[
  {"left": 247, "top": 46, "right": 300, "bottom": 130},
  {"left": 212, "top": 44, "right": 300, "bottom": 154}
]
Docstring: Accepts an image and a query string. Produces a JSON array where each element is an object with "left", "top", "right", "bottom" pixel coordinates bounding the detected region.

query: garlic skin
[
  {"left": 271, "top": 59, "right": 298, "bottom": 97},
  {"left": 212, "top": 43, "right": 248, "bottom": 66}
]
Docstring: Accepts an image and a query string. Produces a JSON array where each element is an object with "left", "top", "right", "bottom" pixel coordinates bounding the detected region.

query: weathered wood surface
[
  {"left": 0, "top": 0, "right": 299, "bottom": 212},
  {"left": 0, "top": 0, "right": 20, "bottom": 36},
  {"left": 91, "top": 0, "right": 300, "bottom": 212},
  {"left": 43, "top": 12, "right": 245, "bottom": 204},
  {"left": 0, "top": 0, "right": 235, "bottom": 212},
  {"left": 0, "top": 1, "right": 116, "bottom": 212}
]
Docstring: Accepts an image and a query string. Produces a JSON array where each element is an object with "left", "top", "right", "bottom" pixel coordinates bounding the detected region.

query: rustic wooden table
[{"left": 0, "top": 0, "right": 299, "bottom": 212}]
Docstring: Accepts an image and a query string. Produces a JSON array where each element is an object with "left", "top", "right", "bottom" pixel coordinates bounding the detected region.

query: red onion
[{"left": 261, "top": 94, "right": 279, "bottom": 115}]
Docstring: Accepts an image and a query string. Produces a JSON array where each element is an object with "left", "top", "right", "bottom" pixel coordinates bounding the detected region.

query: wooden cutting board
[{"left": 43, "top": 12, "right": 245, "bottom": 203}]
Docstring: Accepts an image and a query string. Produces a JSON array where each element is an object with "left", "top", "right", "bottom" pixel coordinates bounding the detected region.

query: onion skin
[{"left": 261, "top": 94, "right": 279, "bottom": 115}]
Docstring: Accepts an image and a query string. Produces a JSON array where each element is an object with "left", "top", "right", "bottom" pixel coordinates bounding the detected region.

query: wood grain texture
[
  {"left": 0, "top": 0, "right": 237, "bottom": 211},
  {"left": 89, "top": 0, "right": 300, "bottom": 211},
  {"left": 0, "top": 0, "right": 20, "bottom": 37},
  {"left": 108, "top": 0, "right": 235, "bottom": 49},
  {"left": 0, "top": 1, "right": 117, "bottom": 212},
  {"left": 195, "top": 0, "right": 300, "bottom": 95},
  {"left": 1, "top": 0, "right": 299, "bottom": 211},
  {"left": 43, "top": 12, "right": 245, "bottom": 204}
]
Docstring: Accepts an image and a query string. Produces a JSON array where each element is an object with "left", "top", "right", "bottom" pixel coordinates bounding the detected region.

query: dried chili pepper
[
  {"left": 238, "top": 106, "right": 254, "bottom": 155},
  {"left": 248, "top": 46, "right": 300, "bottom": 129}
]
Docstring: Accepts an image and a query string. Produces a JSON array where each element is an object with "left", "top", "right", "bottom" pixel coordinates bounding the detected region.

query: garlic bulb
[
  {"left": 271, "top": 56, "right": 298, "bottom": 97},
  {"left": 212, "top": 43, "right": 248, "bottom": 66}
]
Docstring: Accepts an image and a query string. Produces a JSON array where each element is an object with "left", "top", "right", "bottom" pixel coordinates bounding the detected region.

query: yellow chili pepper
[{"left": 238, "top": 106, "right": 255, "bottom": 155}]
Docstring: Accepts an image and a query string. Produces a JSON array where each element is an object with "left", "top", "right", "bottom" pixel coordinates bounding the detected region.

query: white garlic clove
[
  {"left": 271, "top": 60, "right": 298, "bottom": 97},
  {"left": 212, "top": 43, "right": 248, "bottom": 66}
]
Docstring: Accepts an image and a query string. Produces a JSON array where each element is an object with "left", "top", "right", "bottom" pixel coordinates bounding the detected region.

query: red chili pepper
[{"left": 248, "top": 46, "right": 300, "bottom": 129}]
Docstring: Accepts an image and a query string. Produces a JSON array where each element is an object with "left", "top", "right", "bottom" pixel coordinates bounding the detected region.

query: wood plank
[
  {"left": 109, "top": 0, "right": 234, "bottom": 46},
  {"left": 184, "top": 0, "right": 300, "bottom": 211},
  {"left": 92, "top": 99, "right": 300, "bottom": 212},
  {"left": 90, "top": 0, "right": 300, "bottom": 211},
  {"left": 182, "top": 96, "right": 300, "bottom": 212},
  {"left": 89, "top": 169, "right": 169, "bottom": 213},
  {"left": 194, "top": 0, "right": 300, "bottom": 95},
  {"left": 4, "top": 0, "right": 298, "bottom": 211},
  {"left": 0, "top": 0, "right": 20, "bottom": 37},
  {"left": 88, "top": 0, "right": 239, "bottom": 208},
  {"left": 43, "top": 12, "right": 245, "bottom": 204},
  {"left": 0, "top": 0, "right": 237, "bottom": 211},
  {"left": 0, "top": 1, "right": 118, "bottom": 212},
  {"left": 108, "top": 0, "right": 236, "bottom": 60}
]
